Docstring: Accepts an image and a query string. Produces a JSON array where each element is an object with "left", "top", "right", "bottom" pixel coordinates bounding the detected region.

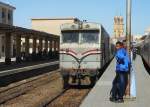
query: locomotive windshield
[
  {"left": 62, "top": 32, "right": 79, "bottom": 43},
  {"left": 81, "top": 31, "right": 99, "bottom": 43},
  {"left": 61, "top": 30, "right": 99, "bottom": 44}
]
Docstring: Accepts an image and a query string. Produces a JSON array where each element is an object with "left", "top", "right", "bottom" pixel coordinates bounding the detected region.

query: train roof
[{"left": 60, "top": 22, "right": 102, "bottom": 31}]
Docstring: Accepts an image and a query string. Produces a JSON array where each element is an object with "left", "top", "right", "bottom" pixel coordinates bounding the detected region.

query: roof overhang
[
  {"left": 31, "top": 17, "right": 79, "bottom": 21},
  {"left": 0, "top": 1, "right": 16, "bottom": 10},
  {"left": 0, "top": 23, "right": 59, "bottom": 39}
]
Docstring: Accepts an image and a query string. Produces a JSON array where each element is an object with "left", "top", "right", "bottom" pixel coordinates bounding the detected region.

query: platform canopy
[{"left": 0, "top": 23, "right": 59, "bottom": 39}]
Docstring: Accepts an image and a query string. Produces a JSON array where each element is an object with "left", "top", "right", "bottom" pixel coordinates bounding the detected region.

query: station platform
[
  {"left": 0, "top": 59, "right": 58, "bottom": 72},
  {"left": 80, "top": 55, "right": 150, "bottom": 107}
]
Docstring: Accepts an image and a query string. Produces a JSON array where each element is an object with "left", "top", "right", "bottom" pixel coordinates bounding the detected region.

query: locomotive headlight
[
  {"left": 72, "top": 61, "right": 76, "bottom": 64},
  {"left": 84, "top": 62, "right": 87, "bottom": 64},
  {"left": 85, "top": 24, "right": 90, "bottom": 28},
  {"left": 61, "top": 55, "right": 64, "bottom": 60},
  {"left": 71, "top": 25, "right": 76, "bottom": 29},
  {"left": 96, "top": 55, "right": 100, "bottom": 61},
  {"left": 66, "top": 48, "right": 69, "bottom": 52}
]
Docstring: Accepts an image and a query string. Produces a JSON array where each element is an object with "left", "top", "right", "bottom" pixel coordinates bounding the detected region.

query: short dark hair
[{"left": 116, "top": 41, "right": 123, "bottom": 46}]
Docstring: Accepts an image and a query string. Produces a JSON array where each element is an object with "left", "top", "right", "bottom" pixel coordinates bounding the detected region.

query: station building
[
  {"left": 28, "top": 17, "right": 80, "bottom": 52},
  {"left": 145, "top": 27, "right": 150, "bottom": 35},
  {"left": 0, "top": 2, "right": 59, "bottom": 64},
  {"left": 0, "top": 1, "right": 15, "bottom": 59},
  {"left": 31, "top": 17, "right": 80, "bottom": 36}
]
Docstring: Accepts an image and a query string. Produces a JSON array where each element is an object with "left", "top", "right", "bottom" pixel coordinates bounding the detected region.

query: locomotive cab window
[
  {"left": 62, "top": 32, "right": 79, "bottom": 43},
  {"left": 81, "top": 30, "right": 99, "bottom": 43}
]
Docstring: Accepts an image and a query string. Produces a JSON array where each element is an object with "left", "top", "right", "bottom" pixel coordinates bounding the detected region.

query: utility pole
[
  {"left": 125, "top": 0, "right": 132, "bottom": 97},
  {"left": 126, "top": 0, "right": 136, "bottom": 99},
  {"left": 126, "top": 0, "right": 132, "bottom": 57}
]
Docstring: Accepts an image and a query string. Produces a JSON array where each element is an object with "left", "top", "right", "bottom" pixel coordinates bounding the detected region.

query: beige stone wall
[{"left": 31, "top": 18, "right": 78, "bottom": 36}]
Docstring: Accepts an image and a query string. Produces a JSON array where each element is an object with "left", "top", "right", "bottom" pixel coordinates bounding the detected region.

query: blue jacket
[{"left": 115, "top": 48, "right": 130, "bottom": 72}]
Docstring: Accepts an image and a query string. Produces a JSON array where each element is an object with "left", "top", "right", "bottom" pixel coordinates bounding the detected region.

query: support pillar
[
  {"left": 16, "top": 35, "right": 21, "bottom": 63},
  {"left": 42, "top": 39, "right": 48, "bottom": 59},
  {"left": 45, "top": 39, "right": 48, "bottom": 52},
  {"left": 33, "top": 37, "right": 37, "bottom": 53},
  {"left": 39, "top": 38, "right": 43, "bottom": 52},
  {"left": 32, "top": 37, "right": 37, "bottom": 61},
  {"left": 5, "top": 32, "right": 12, "bottom": 64},
  {"left": 57, "top": 39, "right": 60, "bottom": 51},
  {"left": 25, "top": 36, "right": 30, "bottom": 60},
  {"left": 49, "top": 40, "right": 52, "bottom": 52},
  {"left": 11, "top": 35, "right": 14, "bottom": 57},
  {"left": 54, "top": 40, "right": 57, "bottom": 52},
  {"left": 38, "top": 38, "right": 43, "bottom": 60},
  {"left": 56, "top": 41, "right": 59, "bottom": 51},
  {"left": 48, "top": 39, "right": 53, "bottom": 59}
]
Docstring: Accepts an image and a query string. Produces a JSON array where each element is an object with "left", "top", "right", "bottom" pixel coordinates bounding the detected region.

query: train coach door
[
  {"left": 100, "top": 40, "right": 104, "bottom": 67},
  {"left": 100, "top": 30, "right": 105, "bottom": 68}
]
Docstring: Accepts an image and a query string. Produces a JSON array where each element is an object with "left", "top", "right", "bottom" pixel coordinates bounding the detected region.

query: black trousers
[{"left": 111, "top": 72, "right": 128, "bottom": 99}]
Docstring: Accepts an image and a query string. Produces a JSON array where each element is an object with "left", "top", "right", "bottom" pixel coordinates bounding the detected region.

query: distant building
[
  {"left": 131, "top": 35, "right": 145, "bottom": 48},
  {"left": 114, "top": 16, "right": 124, "bottom": 38},
  {"left": 111, "top": 36, "right": 126, "bottom": 45},
  {"left": 145, "top": 27, "right": 150, "bottom": 35},
  {"left": 31, "top": 17, "right": 80, "bottom": 36},
  {"left": 133, "top": 35, "right": 142, "bottom": 42},
  {"left": 0, "top": 1, "right": 15, "bottom": 58}
]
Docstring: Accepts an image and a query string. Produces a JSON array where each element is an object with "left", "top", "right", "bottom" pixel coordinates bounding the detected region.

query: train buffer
[{"left": 80, "top": 55, "right": 150, "bottom": 107}]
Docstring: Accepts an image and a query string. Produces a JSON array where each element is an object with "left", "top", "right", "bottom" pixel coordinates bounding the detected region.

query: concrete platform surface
[
  {"left": 0, "top": 59, "right": 58, "bottom": 71},
  {"left": 80, "top": 56, "right": 150, "bottom": 107},
  {"left": 0, "top": 61, "right": 59, "bottom": 77}
]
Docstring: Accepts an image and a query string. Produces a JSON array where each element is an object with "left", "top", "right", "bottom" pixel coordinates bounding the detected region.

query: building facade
[
  {"left": 114, "top": 16, "right": 124, "bottom": 38},
  {"left": 0, "top": 1, "right": 15, "bottom": 25},
  {"left": 145, "top": 27, "right": 150, "bottom": 35},
  {"left": 133, "top": 35, "right": 143, "bottom": 44},
  {"left": 31, "top": 17, "right": 80, "bottom": 36},
  {"left": 0, "top": 1, "right": 15, "bottom": 59}
]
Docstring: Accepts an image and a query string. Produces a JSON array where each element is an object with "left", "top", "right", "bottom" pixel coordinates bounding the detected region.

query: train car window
[
  {"left": 148, "top": 35, "right": 150, "bottom": 40},
  {"left": 81, "top": 31, "right": 99, "bottom": 43},
  {"left": 145, "top": 35, "right": 150, "bottom": 43},
  {"left": 62, "top": 32, "right": 79, "bottom": 43}
]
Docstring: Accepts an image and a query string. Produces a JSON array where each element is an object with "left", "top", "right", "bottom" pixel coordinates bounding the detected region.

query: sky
[{"left": 1, "top": 0, "right": 150, "bottom": 35}]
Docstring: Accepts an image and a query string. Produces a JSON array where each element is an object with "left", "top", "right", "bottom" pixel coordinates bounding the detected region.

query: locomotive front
[{"left": 60, "top": 22, "right": 102, "bottom": 88}]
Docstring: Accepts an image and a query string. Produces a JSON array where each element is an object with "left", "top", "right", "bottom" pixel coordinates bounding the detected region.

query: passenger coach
[{"left": 140, "top": 34, "right": 150, "bottom": 69}]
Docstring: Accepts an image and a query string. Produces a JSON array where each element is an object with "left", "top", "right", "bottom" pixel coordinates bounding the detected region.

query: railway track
[
  {"left": 0, "top": 70, "right": 61, "bottom": 104},
  {"left": 0, "top": 60, "right": 111, "bottom": 107},
  {"left": 0, "top": 67, "right": 92, "bottom": 107},
  {"left": 46, "top": 88, "right": 91, "bottom": 107},
  {"left": 0, "top": 60, "right": 110, "bottom": 107}
]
